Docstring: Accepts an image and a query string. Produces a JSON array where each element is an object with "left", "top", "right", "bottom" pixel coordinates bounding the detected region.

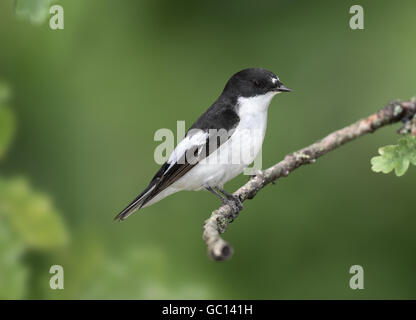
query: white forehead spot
[{"left": 271, "top": 76, "right": 279, "bottom": 84}]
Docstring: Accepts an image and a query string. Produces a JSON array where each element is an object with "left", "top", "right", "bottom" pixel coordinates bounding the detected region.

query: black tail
[
  {"left": 114, "top": 183, "right": 156, "bottom": 221},
  {"left": 115, "top": 162, "right": 174, "bottom": 221}
]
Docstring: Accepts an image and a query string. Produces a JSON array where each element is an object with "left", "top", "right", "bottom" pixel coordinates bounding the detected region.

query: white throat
[
  {"left": 235, "top": 91, "right": 277, "bottom": 133},
  {"left": 237, "top": 91, "right": 277, "bottom": 116}
]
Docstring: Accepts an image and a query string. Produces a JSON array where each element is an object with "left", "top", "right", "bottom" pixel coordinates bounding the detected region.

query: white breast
[{"left": 170, "top": 92, "right": 277, "bottom": 191}]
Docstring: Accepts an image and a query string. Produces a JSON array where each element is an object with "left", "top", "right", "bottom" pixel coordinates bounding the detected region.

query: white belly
[{"left": 172, "top": 94, "right": 273, "bottom": 191}]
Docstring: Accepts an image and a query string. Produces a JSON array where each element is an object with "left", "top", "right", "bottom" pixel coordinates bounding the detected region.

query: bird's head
[{"left": 223, "top": 68, "right": 291, "bottom": 98}]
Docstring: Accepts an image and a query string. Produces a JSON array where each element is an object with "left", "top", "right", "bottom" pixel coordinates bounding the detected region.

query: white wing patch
[{"left": 166, "top": 130, "right": 208, "bottom": 170}]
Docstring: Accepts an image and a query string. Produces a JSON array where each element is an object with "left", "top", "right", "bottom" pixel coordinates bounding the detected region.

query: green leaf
[
  {"left": 371, "top": 135, "right": 416, "bottom": 176},
  {"left": 0, "top": 218, "right": 27, "bottom": 299},
  {"left": 0, "top": 177, "right": 69, "bottom": 249},
  {"left": 15, "top": 0, "right": 55, "bottom": 24}
]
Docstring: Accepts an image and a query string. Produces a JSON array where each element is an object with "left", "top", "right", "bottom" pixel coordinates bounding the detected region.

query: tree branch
[{"left": 202, "top": 97, "right": 416, "bottom": 261}]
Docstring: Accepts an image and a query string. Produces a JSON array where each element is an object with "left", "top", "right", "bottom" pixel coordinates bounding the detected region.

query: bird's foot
[{"left": 222, "top": 195, "right": 243, "bottom": 221}]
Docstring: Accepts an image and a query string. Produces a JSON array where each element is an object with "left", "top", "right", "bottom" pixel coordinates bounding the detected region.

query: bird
[{"left": 115, "top": 68, "right": 291, "bottom": 221}]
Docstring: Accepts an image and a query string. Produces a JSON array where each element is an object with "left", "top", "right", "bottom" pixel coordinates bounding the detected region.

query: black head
[{"left": 222, "top": 68, "right": 291, "bottom": 98}]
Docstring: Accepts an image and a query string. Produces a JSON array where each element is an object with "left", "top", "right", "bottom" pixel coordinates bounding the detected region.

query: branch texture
[{"left": 203, "top": 97, "right": 416, "bottom": 261}]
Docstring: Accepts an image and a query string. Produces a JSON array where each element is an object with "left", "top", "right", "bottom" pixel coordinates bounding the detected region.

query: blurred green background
[{"left": 0, "top": 0, "right": 416, "bottom": 299}]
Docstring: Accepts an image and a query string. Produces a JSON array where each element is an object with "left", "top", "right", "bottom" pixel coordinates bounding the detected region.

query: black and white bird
[{"left": 115, "top": 68, "right": 291, "bottom": 221}]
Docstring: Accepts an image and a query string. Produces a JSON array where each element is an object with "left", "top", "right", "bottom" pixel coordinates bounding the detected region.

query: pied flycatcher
[{"left": 115, "top": 68, "right": 291, "bottom": 221}]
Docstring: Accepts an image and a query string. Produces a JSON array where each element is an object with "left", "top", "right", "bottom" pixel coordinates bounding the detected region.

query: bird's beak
[{"left": 276, "top": 83, "right": 292, "bottom": 92}]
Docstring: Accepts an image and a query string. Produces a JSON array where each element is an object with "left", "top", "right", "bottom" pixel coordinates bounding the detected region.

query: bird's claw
[{"left": 223, "top": 195, "right": 243, "bottom": 221}]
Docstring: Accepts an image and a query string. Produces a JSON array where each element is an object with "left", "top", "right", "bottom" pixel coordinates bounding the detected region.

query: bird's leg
[
  {"left": 206, "top": 186, "right": 227, "bottom": 202},
  {"left": 205, "top": 187, "right": 242, "bottom": 220},
  {"left": 215, "top": 187, "right": 243, "bottom": 219}
]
